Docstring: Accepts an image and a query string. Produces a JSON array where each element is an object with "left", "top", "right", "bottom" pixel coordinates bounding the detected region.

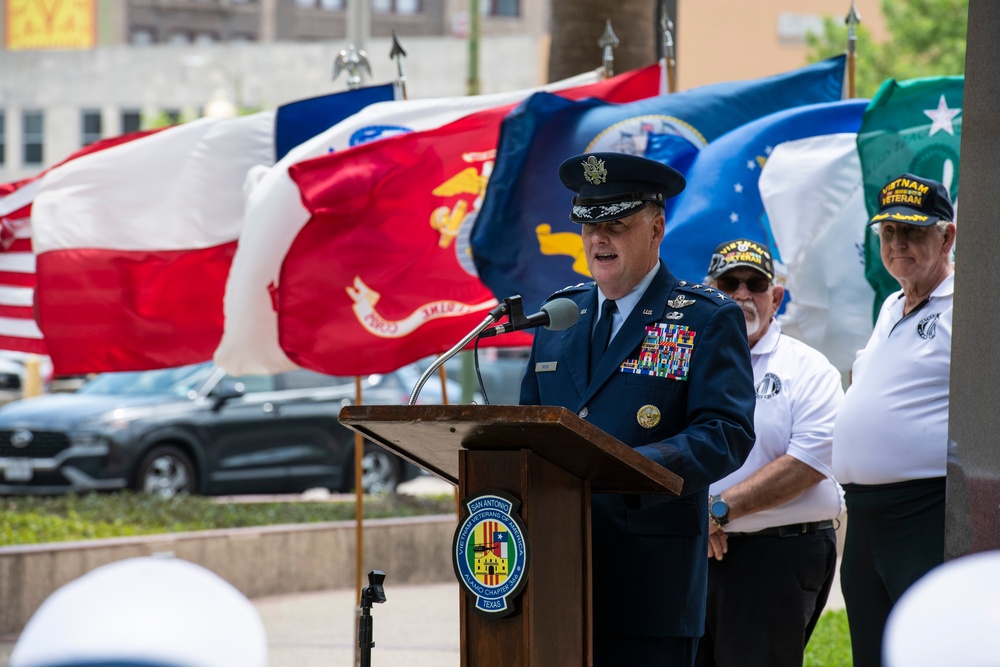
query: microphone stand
[{"left": 408, "top": 295, "right": 526, "bottom": 405}]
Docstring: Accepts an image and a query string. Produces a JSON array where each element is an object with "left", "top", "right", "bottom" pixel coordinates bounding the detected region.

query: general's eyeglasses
[{"left": 715, "top": 275, "right": 771, "bottom": 294}]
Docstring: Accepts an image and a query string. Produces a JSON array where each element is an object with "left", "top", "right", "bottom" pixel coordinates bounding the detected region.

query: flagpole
[
  {"left": 467, "top": 0, "right": 480, "bottom": 95},
  {"left": 660, "top": 1, "right": 677, "bottom": 93},
  {"left": 390, "top": 30, "right": 408, "bottom": 100},
  {"left": 844, "top": 0, "right": 861, "bottom": 98},
  {"left": 353, "top": 375, "right": 365, "bottom": 667},
  {"left": 599, "top": 20, "right": 620, "bottom": 79}
]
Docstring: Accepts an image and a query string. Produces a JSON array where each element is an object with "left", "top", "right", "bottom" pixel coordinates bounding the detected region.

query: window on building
[
  {"left": 487, "top": 0, "right": 519, "bottom": 16},
  {"left": 168, "top": 32, "right": 191, "bottom": 45},
  {"left": 0, "top": 111, "right": 5, "bottom": 167},
  {"left": 320, "top": 0, "right": 345, "bottom": 9},
  {"left": 162, "top": 109, "right": 181, "bottom": 126},
  {"left": 130, "top": 28, "right": 155, "bottom": 45},
  {"left": 373, "top": 0, "right": 420, "bottom": 13},
  {"left": 121, "top": 109, "right": 142, "bottom": 134},
  {"left": 23, "top": 111, "right": 44, "bottom": 166},
  {"left": 81, "top": 109, "right": 102, "bottom": 147},
  {"left": 193, "top": 32, "right": 218, "bottom": 45},
  {"left": 296, "top": 0, "right": 316, "bottom": 7}
]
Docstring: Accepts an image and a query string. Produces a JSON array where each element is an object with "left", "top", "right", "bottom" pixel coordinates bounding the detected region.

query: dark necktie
[{"left": 590, "top": 299, "right": 617, "bottom": 380}]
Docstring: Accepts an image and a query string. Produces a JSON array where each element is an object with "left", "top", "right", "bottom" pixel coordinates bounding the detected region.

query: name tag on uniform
[{"left": 535, "top": 361, "right": 558, "bottom": 372}]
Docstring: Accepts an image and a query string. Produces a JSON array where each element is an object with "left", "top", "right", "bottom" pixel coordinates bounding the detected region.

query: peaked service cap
[{"left": 559, "top": 152, "right": 686, "bottom": 224}]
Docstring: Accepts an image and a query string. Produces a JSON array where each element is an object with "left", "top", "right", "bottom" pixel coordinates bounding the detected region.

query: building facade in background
[{"left": 0, "top": 0, "right": 883, "bottom": 181}]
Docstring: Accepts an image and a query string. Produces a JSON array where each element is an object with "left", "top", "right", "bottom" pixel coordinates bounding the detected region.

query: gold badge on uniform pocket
[{"left": 637, "top": 404, "right": 661, "bottom": 429}]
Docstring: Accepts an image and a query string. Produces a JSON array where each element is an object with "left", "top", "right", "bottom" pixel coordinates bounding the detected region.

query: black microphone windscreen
[{"left": 540, "top": 298, "right": 580, "bottom": 331}]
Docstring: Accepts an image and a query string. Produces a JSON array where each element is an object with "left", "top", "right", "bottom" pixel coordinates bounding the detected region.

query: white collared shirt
[
  {"left": 833, "top": 273, "right": 954, "bottom": 484},
  {"left": 709, "top": 322, "right": 845, "bottom": 531}
]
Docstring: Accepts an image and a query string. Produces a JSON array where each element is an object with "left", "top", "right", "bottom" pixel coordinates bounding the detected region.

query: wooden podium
[{"left": 339, "top": 404, "right": 682, "bottom": 667}]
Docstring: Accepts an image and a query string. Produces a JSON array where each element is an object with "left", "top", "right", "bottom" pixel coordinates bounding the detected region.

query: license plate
[{"left": 3, "top": 459, "right": 33, "bottom": 482}]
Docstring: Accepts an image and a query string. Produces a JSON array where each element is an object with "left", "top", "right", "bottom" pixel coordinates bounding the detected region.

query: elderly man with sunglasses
[{"left": 694, "top": 239, "right": 845, "bottom": 667}]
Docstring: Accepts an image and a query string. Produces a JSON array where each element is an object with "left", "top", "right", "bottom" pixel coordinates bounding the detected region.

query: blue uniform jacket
[{"left": 520, "top": 261, "right": 756, "bottom": 638}]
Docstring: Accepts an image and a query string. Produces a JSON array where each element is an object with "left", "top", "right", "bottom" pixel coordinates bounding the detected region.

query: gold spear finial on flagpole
[
  {"left": 660, "top": 0, "right": 677, "bottom": 93},
  {"left": 599, "top": 20, "right": 620, "bottom": 80},
  {"left": 844, "top": 0, "right": 862, "bottom": 98}
]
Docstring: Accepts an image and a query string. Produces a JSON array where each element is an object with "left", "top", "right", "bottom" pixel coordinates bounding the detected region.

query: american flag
[
  {"left": 0, "top": 130, "right": 161, "bottom": 357},
  {"left": 0, "top": 178, "right": 44, "bottom": 354}
]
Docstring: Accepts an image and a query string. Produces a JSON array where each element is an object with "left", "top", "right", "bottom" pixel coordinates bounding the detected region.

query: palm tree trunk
[{"left": 548, "top": 0, "right": 658, "bottom": 82}]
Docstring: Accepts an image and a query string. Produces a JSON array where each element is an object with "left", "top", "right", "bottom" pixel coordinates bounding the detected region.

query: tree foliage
[{"left": 806, "top": 0, "right": 968, "bottom": 98}]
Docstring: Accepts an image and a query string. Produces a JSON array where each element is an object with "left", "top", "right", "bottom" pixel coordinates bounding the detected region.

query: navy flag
[{"left": 471, "top": 56, "right": 846, "bottom": 312}]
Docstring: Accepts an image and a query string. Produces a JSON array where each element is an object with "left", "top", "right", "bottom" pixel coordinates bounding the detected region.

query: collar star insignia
[{"left": 667, "top": 296, "right": 695, "bottom": 308}]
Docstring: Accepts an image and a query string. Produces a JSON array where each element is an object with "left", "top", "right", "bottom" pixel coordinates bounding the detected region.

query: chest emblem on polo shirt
[
  {"left": 917, "top": 313, "right": 941, "bottom": 339},
  {"left": 619, "top": 323, "right": 697, "bottom": 380},
  {"left": 755, "top": 373, "right": 781, "bottom": 399}
]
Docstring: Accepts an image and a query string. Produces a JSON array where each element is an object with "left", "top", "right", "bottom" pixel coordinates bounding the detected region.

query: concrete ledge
[{"left": 0, "top": 513, "right": 458, "bottom": 637}]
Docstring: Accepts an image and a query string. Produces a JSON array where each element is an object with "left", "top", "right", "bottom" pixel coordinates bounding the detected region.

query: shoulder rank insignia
[{"left": 667, "top": 296, "right": 695, "bottom": 309}]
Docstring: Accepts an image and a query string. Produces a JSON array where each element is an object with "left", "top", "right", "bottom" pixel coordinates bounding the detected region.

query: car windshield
[{"left": 77, "top": 363, "right": 216, "bottom": 398}]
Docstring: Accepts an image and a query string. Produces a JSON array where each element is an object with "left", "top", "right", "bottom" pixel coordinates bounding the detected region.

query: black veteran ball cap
[
  {"left": 706, "top": 238, "right": 774, "bottom": 281},
  {"left": 558, "top": 152, "right": 686, "bottom": 224},
  {"left": 869, "top": 173, "right": 954, "bottom": 227}
]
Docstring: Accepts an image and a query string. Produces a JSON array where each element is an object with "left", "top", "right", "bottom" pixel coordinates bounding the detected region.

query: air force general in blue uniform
[{"left": 520, "top": 153, "right": 756, "bottom": 666}]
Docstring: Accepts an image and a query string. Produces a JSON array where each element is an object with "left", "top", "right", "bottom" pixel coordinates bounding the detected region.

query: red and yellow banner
[{"left": 6, "top": 0, "right": 95, "bottom": 51}]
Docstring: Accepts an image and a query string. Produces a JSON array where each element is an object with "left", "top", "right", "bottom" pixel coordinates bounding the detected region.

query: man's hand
[{"left": 708, "top": 519, "right": 728, "bottom": 561}]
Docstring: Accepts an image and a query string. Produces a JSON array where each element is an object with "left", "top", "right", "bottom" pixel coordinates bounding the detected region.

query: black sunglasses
[{"left": 716, "top": 275, "right": 771, "bottom": 294}]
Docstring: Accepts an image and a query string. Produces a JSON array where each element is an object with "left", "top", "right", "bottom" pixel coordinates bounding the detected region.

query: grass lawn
[{"left": 806, "top": 609, "right": 853, "bottom": 666}]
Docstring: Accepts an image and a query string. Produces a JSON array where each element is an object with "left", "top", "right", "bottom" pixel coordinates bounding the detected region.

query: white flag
[{"left": 760, "top": 133, "right": 875, "bottom": 373}]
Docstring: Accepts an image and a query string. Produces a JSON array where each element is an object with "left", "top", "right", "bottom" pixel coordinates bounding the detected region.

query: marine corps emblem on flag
[{"left": 453, "top": 491, "right": 530, "bottom": 617}]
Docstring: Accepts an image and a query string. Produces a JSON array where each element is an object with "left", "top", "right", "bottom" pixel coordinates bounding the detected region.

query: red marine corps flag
[{"left": 283, "top": 104, "right": 532, "bottom": 375}]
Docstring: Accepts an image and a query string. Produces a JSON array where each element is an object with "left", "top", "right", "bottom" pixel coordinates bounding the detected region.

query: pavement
[{"left": 0, "top": 476, "right": 845, "bottom": 666}]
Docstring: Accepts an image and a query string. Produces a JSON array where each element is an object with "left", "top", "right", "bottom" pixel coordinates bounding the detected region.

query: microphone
[{"left": 479, "top": 298, "right": 580, "bottom": 338}]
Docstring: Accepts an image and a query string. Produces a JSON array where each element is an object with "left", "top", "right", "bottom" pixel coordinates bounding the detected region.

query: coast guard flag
[
  {"left": 0, "top": 130, "right": 161, "bottom": 357},
  {"left": 216, "top": 64, "right": 662, "bottom": 375},
  {"left": 760, "top": 133, "right": 875, "bottom": 373},
  {"left": 32, "top": 113, "right": 275, "bottom": 374},
  {"left": 857, "top": 76, "right": 963, "bottom": 318},
  {"left": 660, "top": 98, "right": 868, "bottom": 285},
  {"left": 471, "top": 56, "right": 847, "bottom": 313}
]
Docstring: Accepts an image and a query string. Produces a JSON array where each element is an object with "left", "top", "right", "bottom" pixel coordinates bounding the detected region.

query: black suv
[{"left": 0, "top": 362, "right": 447, "bottom": 497}]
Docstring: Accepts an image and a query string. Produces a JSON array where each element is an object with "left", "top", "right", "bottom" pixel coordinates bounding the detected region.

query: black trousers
[
  {"left": 840, "top": 477, "right": 946, "bottom": 667},
  {"left": 594, "top": 634, "right": 698, "bottom": 666},
  {"left": 694, "top": 526, "right": 838, "bottom": 667}
]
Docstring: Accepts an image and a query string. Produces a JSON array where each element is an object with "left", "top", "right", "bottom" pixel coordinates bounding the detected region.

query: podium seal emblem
[{"left": 453, "top": 490, "right": 530, "bottom": 617}]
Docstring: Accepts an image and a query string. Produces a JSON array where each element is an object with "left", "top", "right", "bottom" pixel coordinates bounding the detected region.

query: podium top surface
[{"left": 339, "top": 404, "right": 682, "bottom": 495}]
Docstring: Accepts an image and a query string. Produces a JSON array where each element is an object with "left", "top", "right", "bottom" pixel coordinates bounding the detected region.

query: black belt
[{"left": 727, "top": 520, "right": 835, "bottom": 538}]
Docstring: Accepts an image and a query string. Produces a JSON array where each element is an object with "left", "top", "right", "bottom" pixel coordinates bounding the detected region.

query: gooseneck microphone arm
[{"left": 407, "top": 296, "right": 524, "bottom": 406}]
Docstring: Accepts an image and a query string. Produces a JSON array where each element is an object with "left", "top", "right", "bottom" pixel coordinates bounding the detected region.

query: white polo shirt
[
  {"left": 709, "top": 322, "right": 845, "bottom": 532},
  {"left": 833, "top": 273, "right": 953, "bottom": 485}
]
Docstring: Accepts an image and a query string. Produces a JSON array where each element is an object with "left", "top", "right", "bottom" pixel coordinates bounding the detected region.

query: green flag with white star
[{"left": 857, "top": 76, "right": 963, "bottom": 320}]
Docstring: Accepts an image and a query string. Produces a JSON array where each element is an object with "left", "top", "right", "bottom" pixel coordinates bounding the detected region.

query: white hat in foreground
[
  {"left": 10, "top": 555, "right": 267, "bottom": 667},
  {"left": 884, "top": 550, "right": 1000, "bottom": 667}
]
